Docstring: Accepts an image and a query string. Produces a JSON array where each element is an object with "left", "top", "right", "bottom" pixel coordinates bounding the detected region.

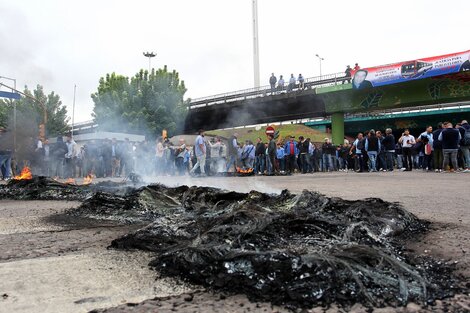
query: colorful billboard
[{"left": 352, "top": 50, "right": 470, "bottom": 89}]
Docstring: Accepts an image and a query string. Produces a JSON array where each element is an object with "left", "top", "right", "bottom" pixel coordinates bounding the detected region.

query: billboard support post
[{"left": 331, "top": 112, "right": 344, "bottom": 145}]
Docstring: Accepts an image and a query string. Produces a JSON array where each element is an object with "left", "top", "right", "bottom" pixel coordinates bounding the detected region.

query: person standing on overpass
[
  {"left": 269, "top": 73, "right": 277, "bottom": 93},
  {"left": 277, "top": 75, "right": 285, "bottom": 92},
  {"left": 344, "top": 65, "right": 352, "bottom": 84},
  {"left": 287, "top": 74, "right": 296, "bottom": 92},
  {"left": 298, "top": 74, "right": 305, "bottom": 89}
]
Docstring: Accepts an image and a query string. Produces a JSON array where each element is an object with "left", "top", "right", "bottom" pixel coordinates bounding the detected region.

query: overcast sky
[{"left": 1, "top": 0, "right": 469, "bottom": 123}]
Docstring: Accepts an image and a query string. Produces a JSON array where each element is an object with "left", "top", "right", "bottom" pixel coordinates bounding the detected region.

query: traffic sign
[
  {"left": 265, "top": 126, "right": 275, "bottom": 135},
  {"left": 0, "top": 91, "right": 20, "bottom": 100}
]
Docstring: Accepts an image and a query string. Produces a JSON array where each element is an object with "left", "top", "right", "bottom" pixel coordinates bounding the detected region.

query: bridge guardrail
[{"left": 189, "top": 72, "right": 350, "bottom": 108}]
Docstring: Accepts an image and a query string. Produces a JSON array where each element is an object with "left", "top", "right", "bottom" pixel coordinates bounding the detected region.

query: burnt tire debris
[
  {"left": 0, "top": 176, "right": 134, "bottom": 201},
  {"left": 0, "top": 179, "right": 465, "bottom": 310},
  {"left": 109, "top": 187, "right": 463, "bottom": 309}
]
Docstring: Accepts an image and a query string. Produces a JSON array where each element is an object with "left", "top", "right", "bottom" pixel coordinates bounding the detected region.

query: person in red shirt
[
  {"left": 283, "top": 136, "right": 298, "bottom": 174},
  {"left": 353, "top": 63, "right": 360, "bottom": 71}
]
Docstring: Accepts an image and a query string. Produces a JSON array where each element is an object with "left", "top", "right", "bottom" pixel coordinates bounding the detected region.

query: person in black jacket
[
  {"left": 438, "top": 122, "right": 461, "bottom": 172},
  {"left": 343, "top": 65, "right": 352, "bottom": 84},
  {"left": 50, "top": 136, "right": 68, "bottom": 178},
  {"left": 365, "top": 129, "right": 381, "bottom": 172},
  {"left": 269, "top": 74, "right": 277, "bottom": 93},
  {"left": 255, "top": 137, "right": 266, "bottom": 174},
  {"left": 297, "top": 136, "right": 310, "bottom": 173},
  {"left": 381, "top": 128, "right": 395, "bottom": 171},
  {"left": 322, "top": 138, "right": 336, "bottom": 172},
  {"left": 432, "top": 122, "right": 444, "bottom": 172},
  {"left": 267, "top": 134, "right": 276, "bottom": 175}
]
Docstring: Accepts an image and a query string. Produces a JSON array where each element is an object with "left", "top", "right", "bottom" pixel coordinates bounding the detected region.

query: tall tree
[
  {"left": 91, "top": 66, "right": 189, "bottom": 138},
  {"left": 0, "top": 85, "right": 70, "bottom": 138}
]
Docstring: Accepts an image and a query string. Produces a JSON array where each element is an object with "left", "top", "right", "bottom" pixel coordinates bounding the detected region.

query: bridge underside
[
  {"left": 184, "top": 72, "right": 470, "bottom": 134},
  {"left": 184, "top": 92, "right": 326, "bottom": 133}
]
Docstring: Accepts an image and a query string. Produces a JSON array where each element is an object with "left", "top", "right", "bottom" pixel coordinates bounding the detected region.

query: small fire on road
[{"left": 13, "top": 167, "right": 33, "bottom": 180}]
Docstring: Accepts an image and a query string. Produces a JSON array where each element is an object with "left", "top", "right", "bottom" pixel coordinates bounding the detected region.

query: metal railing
[
  {"left": 189, "top": 72, "right": 350, "bottom": 108},
  {"left": 344, "top": 101, "right": 470, "bottom": 119}
]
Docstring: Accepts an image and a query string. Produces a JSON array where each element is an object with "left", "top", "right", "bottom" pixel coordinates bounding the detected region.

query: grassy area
[{"left": 206, "top": 124, "right": 330, "bottom": 144}]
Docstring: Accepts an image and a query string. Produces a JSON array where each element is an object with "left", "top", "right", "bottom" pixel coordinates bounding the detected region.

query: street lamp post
[
  {"left": 252, "top": 0, "right": 260, "bottom": 88},
  {"left": 315, "top": 54, "right": 324, "bottom": 79},
  {"left": 143, "top": 52, "right": 157, "bottom": 73},
  {"left": 0, "top": 75, "right": 17, "bottom": 152}
]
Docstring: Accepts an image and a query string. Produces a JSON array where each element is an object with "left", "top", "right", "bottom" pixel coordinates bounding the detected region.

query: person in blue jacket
[{"left": 284, "top": 136, "right": 299, "bottom": 174}]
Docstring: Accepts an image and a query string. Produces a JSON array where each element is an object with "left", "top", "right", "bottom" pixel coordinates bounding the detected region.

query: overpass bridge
[
  {"left": 184, "top": 70, "right": 470, "bottom": 144},
  {"left": 305, "top": 101, "right": 470, "bottom": 136}
]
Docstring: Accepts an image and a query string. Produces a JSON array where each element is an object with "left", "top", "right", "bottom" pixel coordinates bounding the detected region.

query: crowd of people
[
  {"left": 0, "top": 134, "right": 138, "bottom": 180},
  {"left": 1, "top": 119, "right": 469, "bottom": 180},
  {"left": 185, "top": 120, "right": 470, "bottom": 177},
  {"left": 186, "top": 120, "right": 470, "bottom": 176}
]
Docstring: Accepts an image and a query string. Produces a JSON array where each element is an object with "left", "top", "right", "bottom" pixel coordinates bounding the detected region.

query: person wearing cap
[{"left": 283, "top": 136, "right": 299, "bottom": 174}]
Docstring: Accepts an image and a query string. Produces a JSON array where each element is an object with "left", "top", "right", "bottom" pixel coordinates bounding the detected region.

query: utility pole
[
  {"left": 252, "top": 0, "right": 260, "bottom": 88},
  {"left": 315, "top": 54, "right": 324, "bottom": 79},
  {"left": 72, "top": 84, "right": 76, "bottom": 138},
  {"left": 143, "top": 52, "right": 157, "bottom": 73}
]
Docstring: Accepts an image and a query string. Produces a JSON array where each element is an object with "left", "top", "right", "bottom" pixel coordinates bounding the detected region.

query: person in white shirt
[
  {"left": 190, "top": 129, "right": 207, "bottom": 176},
  {"left": 398, "top": 129, "right": 416, "bottom": 171},
  {"left": 209, "top": 137, "right": 224, "bottom": 173},
  {"left": 64, "top": 134, "right": 77, "bottom": 178}
]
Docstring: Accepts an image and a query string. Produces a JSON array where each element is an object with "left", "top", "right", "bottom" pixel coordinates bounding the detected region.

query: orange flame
[
  {"left": 65, "top": 178, "right": 76, "bottom": 185},
  {"left": 82, "top": 175, "right": 93, "bottom": 185},
  {"left": 14, "top": 166, "right": 33, "bottom": 180},
  {"left": 236, "top": 167, "right": 254, "bottom": 174}
]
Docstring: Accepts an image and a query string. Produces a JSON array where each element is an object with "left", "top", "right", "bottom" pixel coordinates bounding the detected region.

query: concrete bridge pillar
[{"left": 331, "top": 112, "right": 344, "bottom": 145}]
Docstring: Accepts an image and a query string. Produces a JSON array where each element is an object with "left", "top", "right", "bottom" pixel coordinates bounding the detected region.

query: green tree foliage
[
  {"left": 0, "top": 100, "right": 9, "bottom": 129},
  {"left": 91, "top": 66, "right": 189, "bottom": 137},
  {"left": 0, "top": 85, "right": 70, "bottom": 137}
]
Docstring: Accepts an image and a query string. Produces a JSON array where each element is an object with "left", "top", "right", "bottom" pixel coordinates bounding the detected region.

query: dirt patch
[{"left": 89, "top": 290, "right": 289, "bottom": 313}]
